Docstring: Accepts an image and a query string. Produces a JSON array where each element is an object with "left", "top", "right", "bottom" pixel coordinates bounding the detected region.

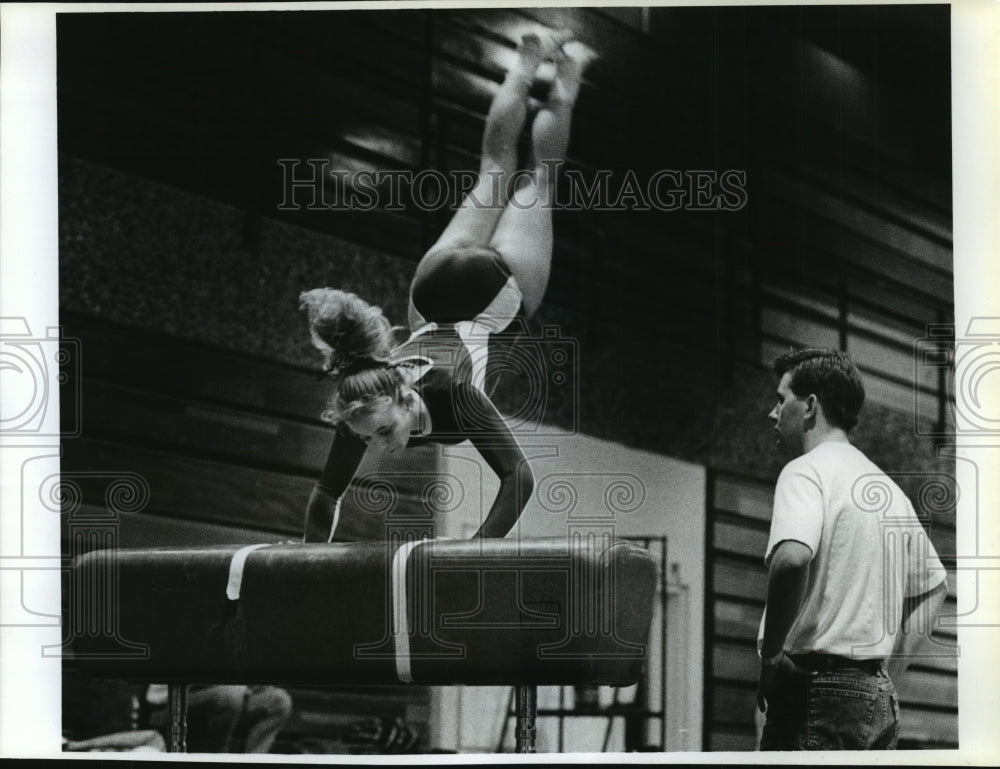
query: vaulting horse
[{"left": 67, "top": 537, "right": 657, "bottom": 753}]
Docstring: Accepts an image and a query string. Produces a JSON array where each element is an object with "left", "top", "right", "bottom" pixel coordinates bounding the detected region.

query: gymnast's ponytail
[{"left": 299, "top": 288, "right": 406, "bottom": 424}]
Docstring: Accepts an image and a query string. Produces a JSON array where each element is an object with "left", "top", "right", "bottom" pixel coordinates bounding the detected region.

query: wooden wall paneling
[
  {"left": 64, "top": 315, "right": 331, "bottom": 422},
  {"left": 913, "top": 642, "right": 958, "bottom": 675},
  {"left": 761, "top": 169, "right": 953, "bottom": 276},
  {"left": 756, "top": 197, "right": 953, "bottom": 306},
  {"left": 262, "top": 15, "right": 429, "bottom": 95},
  {"left": 896, "top": 669, "right": 958, "bottom": 710},
  {"left": 785, "top": 160, "right": 952, "bottom": 245},
  {"left": 77, "top": 379, "right": 333, "bottom": 475},
  {"left": 593, "top": 6, "right": 648, "bottom": 33},
  {"left": 713, "top": 520, "right": 768, "bottom": 560},
  {"left": 712, "top": 475, "right": 773, "bottom": 521},
  {"left": 898, "top": 707, "right": 958, "bottom": 747},
  {"left": 435, "top": 17, "right": 518, "bottom": 87},
  {"left": 712, "top": 642, "right": 759, "bottom": 684},
  {"left": 431, "top": 58, "right": 499, "bottom": 118},
  {"left": 847, "top": 331, "right": 939, "bottom": 392},
  {"left": 712, "top": 559, "right": 767, "bottom": 603},
  {"left": 761, "top": 306, "right": 840, "bottom": 352},
  {"left": 63, "top": 504, "right": 282, "bottom": 550},
  {"left": 710, "top": 685, "right": 756, "bottom": 725},
  {"left": 712, "top": 599, "right": 762, "bottom": 642},
  {"left": 75, "top": 378, "right": 440, "bottom": 497},
  {"left": 63, "top": 438, "right": 312, "bottom": 536},
  {"left": 847, "top": 303, "right": 940, "bottom": 350}
]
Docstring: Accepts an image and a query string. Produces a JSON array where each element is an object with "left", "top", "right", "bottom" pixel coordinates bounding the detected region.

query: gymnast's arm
[
  {"left": 459, "top": 383, "right": 535, "bottom": 539},
  {"left": 303, "top": 427, "right": 368, "bottom": 543}
]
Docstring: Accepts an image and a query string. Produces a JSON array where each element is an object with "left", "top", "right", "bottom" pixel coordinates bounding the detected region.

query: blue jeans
[{"left": 760, "top": 662, "right": 899, "bottom": 750}]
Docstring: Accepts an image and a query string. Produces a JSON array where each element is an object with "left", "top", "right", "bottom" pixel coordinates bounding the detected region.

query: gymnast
[{"left": 300, "top": 32, "right": 585, "bottom": 543}]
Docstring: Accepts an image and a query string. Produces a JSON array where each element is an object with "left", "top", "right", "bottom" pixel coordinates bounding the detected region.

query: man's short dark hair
[{"left": 773, "top": 348, "right": 866, "bottom": 431}]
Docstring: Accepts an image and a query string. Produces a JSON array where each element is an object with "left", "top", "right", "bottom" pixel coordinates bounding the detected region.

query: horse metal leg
[
  {"left": 514, "top": 684, "right": 537, "bottom": 753},
  {"left": 167, "top": 683, "right": 188, "bottom": 753}
]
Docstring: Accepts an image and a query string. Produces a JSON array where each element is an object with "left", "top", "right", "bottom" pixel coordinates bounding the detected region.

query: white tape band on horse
[
  {"left": 327, "top": 495, "right": 343, "bottom": 543},
  {"left": 391, "top": 538, "right": 434, "bottom": 683},
  {"left": 226, "top": 543, "right": 273, "bottom": 600}
]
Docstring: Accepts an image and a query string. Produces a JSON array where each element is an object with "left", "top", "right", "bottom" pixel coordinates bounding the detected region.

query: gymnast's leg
[
  {"left": 241, "top": 686, "right": 293, "bottom": 753},
  {"left": 488, "top": 42, "right": 584, "bottom": 317},
  {"left": 420, "top": 34, "right": 551, "bottom": 258}
]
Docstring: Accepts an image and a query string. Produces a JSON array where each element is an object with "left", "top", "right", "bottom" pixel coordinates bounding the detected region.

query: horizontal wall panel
[
  {"left": 62, "top": 438, "right": 311, "bottom": 536},
  {"left": 713, "top": 521, "right": 768, "bottom": 560},
  {"left": 787, "top": 160, "right": 952, "bottom": 244},
  {"left": 74, "top": 381, "right": 441, "bottom": 496},
  {"left": 595, "top": 6, "right": 647, "bottom": 31},
  {"left": 761, "top": 307, "right": 840, "bottom": 351},
  {"left": 711, "top": 685, "right": 756, "bottom": 725},
  {"left": 898, "top": 706, "right": 958, "bottom": 746},
  {"left": 910, "top": 641, "right": 959, "bottom": 674},
  {"left": 712, "top": 642, "right": 759, "bottom": 684},
  {"left": 757, "top": 198, "right": 953, "bottom": 304},
  {"left": 848, "top": 279, "right": 948, "bottom": 332},
  {"left": 267, "top": 18, "right": 428, "bottom": 94},
  {"left": 861, "top": 371, "right": 935, "bottom": 416},
  {"left": 895, "top": 669, "right": 958, "bottom": 710},
  {"left": 849, "top": 333, "right": 938, "bottom": 392},
  {"left": 848, "top": 306, "right": 935, "bottom": 349},
  {"left": 713, "top": 559, "right": 768, "bottom": 602},
  {"left": 713, "top": 476, "right": 773, "bottom": 521},
  {"left": 762, "top": 170, "right": 952, "bottom": 274},
  {"left": 63, "top": 505, "right": 281, "bottom": 550},
  {"left": 78, "top": 379, "right": 333, "bottom": 475},
  {"left": 713, "top": 600, "right": 763, "bottom": 642},
  {"left": 763, "top": 284, "right": 840, "bottom": 321},
  {"left": 64, "top": 314, "right": 331, "bottom": 422}
]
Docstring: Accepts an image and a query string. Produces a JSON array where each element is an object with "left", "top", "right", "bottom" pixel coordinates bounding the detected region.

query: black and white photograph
[{"left": 1, "top": 1, "right": 998, "bottom": 762}]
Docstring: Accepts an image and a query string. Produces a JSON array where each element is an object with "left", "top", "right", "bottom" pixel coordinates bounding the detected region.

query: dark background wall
[{"left": 57, "top": 5, "right": 956, "bottom": 751}]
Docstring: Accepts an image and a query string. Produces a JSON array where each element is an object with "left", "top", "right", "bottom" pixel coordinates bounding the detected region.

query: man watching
[{"left": 756, "top": 348, "right": 948, "bottom": 750}]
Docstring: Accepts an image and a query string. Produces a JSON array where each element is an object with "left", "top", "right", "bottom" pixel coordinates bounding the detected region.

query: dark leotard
[{"left": 309, "top": 250, "right": 535, "bottom": 541}]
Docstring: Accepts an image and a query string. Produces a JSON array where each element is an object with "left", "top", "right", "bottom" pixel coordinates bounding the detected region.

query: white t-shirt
[{"left": 758, "top": 440, "right": 947, "bottom": 659}]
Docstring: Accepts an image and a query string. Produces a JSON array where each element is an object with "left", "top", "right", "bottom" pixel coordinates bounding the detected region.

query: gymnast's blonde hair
[{"left": 299, "top": 288, "right": 408, "bottom": 425}]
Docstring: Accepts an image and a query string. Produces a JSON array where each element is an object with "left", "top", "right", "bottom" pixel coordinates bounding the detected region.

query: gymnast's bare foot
[
  {"left": 515, "top": 33, "right": 548, "bottom": 76},
  {"left": 551, "top": 39, "right": 585, "bottom": 105},
  {"left": 546, "top": 29, "right": 576, "bottom": 57},
  {"left": 518, "top": 30, "right": 575, "bottom": 71}
]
